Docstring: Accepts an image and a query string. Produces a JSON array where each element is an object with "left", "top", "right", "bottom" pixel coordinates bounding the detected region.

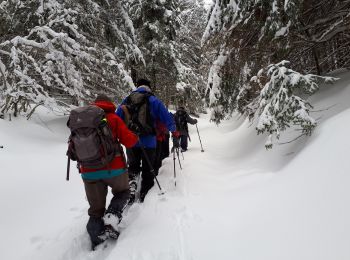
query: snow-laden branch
[
  {"left": 252, "top": 60, "right": 338, "bottom": 149},
  {"left": 0, "top": 0, "right": 142, "bottom": 117}
]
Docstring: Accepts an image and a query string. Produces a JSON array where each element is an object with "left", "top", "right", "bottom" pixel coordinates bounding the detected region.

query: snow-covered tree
[
  {"left": 251, "top": 61, "right": 337, "bottom": 149},
  {"left": 202, "top": 0, "right": 349, "bottom": 144},
  {"left": 203, "top": 0, "right": 303, "bottom": 119},
  {"left": 128, "top": 0, "right": 206, "bottom": 111},
  {"left": 172, "top": 0, "right": 207, "bottom": 112},
  {"left": 128, "top": 0, "right": 180, "bottom": 92},
  {"left": 0, "top": 0, "right": 142, "bottom": 118}
]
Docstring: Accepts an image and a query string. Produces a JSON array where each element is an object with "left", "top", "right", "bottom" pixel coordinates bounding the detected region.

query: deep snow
[{"left": 1, "top": 70, "right": 350, "bottom": 260}]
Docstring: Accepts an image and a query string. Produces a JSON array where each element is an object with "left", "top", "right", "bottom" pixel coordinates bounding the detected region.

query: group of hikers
[{"left": 66, "top": 78, "right": 198, "bottom": 249}]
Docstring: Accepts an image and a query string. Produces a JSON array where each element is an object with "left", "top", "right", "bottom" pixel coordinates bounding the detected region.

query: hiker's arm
[
  {"left": 115, "top": 115, "right": 138, "bottom": 148},
  {"left": 153, "top": 98, "right": 176, "bottom": 132},
  {"left": 186, "top": 114, "right": 197, "bottom": 125}
]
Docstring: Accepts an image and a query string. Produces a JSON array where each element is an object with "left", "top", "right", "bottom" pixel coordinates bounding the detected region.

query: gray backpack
[
  {"left": 124, "top": 92, "right": 155, "bottom": 136},
  {"left": 66, "top": 105, "right": 120, "bottom": 179}
]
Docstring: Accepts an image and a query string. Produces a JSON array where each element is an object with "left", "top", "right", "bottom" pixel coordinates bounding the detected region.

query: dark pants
[
  {"left": 126, "top": 147, "right": 156, "bottom": 195},
  {"left": 83, "top": 173, "right": 129, "bottom": 246},
  {"left": 155, "top": 140, "right": 163, "bottom": 175},
  {"left": 179, "top": 134, "right": 188, "bottom": 150},
  {"left": 155, "top": 134, "right": 170, "bottom": 174},
  {"left": 161, "top": 133, "right": 170, "bottom": 159}
]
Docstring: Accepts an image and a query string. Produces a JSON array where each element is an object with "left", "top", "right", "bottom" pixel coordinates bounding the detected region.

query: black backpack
[
  {"left": 175, "top": 110, "right": 188, "bottom": 132},
  {"left": 66, "top": 105, "right": 121, "bottom": 179},
  {"left": 124, "top": 92, "right": 155, "bottom": 136}
]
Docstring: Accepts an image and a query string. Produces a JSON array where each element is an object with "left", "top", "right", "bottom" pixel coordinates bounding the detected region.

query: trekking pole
[
  {"left": 175, "top": 148, "right": 182, "bottom": 170},
  {"left": 66, "top": 156, "right": 70, "bottom": 181},
  {"left": 138, "top": 138, "right": 165, "bottom": 195},
  {"left": 196, "top": 124, "right": 204, "bottom": 152},
  {"left": 173, "top": 146, "right": 176, "bottom": 187}
]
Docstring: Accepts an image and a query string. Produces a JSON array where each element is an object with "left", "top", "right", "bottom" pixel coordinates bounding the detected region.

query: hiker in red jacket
[{"left": 81, "top": 94, "right": 138, "bottom": 249}]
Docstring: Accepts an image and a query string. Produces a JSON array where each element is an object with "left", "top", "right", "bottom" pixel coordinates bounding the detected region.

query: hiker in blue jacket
[{"left": 116, "top": 79, "right": 178, "bottom": 203}]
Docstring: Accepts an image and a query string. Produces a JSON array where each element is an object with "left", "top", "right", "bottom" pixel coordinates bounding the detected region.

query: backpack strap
[
  {"left": 124, "top": 92, "right": 155, "bottom": 135},
  {"left": 121, "top": 105, "right": 131, "bottom": 125}
]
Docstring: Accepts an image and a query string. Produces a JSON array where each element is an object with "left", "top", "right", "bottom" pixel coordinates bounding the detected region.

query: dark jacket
[{"left": 174, "top": 108, "right": 197, "bottom": 136}]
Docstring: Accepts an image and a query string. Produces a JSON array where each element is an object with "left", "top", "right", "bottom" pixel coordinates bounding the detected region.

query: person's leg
[
  {"left": 105, "top": 173, "right": 130, "bottom": 214},
  {"left": 83, "top": 179, "right": 108, "bottom": 248},
  {"left": 180, "top": 135, "right": 188, "bottom": 151},
  {"left": 126, "top": 148, "right": 142, "bottom": 204},
  {"left": 154, "top": 140, "right": 162, "bottom": 175},
  {"left": 103, "top": 173, "right": 130, "bottom": 233},
  {"left": 162, "top": 133, "right": 170, "bottom": 159},
  {"left": 83, "top": 179, "right": 108, "bottom": 218},
  {"left": 140, "top": 148, "right": 156, "bottom": 202}
]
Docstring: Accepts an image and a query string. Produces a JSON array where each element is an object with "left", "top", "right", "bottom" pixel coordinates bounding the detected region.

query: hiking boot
[
  {"left": 139, "top": 186, "right": 151, "bottom": 203},
  {"left": 139, "top": 181, "right": 154, "bottom": 203},
  {"left": 87, "top": 217, "right": 106, "bottom": 250},
  {"left": 94, "top": 225, "right": 119, "bottom": 249}
]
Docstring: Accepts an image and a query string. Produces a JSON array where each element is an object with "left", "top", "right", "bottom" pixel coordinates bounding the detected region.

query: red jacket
[{"left": 80, "top": 100, "right": 138, "bottom": 174}]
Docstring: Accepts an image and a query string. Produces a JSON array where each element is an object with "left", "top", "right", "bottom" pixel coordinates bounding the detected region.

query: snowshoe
[
  {"left": 92, "top": 225, "right": 119, "bottom": 250},
  {"left": 104, "top": 225, "right": 120, "bottom": 240},
  {"left": 128, "top": 180, "right": 137, "bottom": 205}
]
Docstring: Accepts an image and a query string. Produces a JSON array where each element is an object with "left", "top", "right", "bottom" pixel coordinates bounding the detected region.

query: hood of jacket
[
  {"left": 93, "top": 100, "right": 116, "bottom": 113},
  {"left": 136, "top": 85, "right": 151, "bottom": 93}
]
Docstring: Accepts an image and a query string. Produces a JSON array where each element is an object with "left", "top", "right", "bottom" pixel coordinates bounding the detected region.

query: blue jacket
[{"left": 116, "top": 87, "right": 176, "bottom": 148}]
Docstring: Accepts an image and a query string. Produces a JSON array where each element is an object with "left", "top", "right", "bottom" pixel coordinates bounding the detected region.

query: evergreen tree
[
  {"left": 0, "top": 0, "right": 142, "bottom": 118},
  {"left": 202, "top": 0, "right": 349, "bottom": 144},
  {"left": 129, "top": 0, "right": 206, "bottom": 112},
  {"left": 173, "top": 0, "right": 207, "bottom": 112},
  {"left": 252, "top": 61, "right": 336, "bottom": 149}
]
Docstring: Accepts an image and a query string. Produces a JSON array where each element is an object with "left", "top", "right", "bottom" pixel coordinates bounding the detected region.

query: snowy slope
[{"left": 1, "top": 70, "right": 350, "bottom": 260}]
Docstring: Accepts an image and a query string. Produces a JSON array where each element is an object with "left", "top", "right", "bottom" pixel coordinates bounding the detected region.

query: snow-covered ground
[{"left": 1, "top": 70, "right": 350, "bottom": 260}]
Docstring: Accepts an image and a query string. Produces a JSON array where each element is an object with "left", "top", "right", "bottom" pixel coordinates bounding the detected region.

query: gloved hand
[{"left": 171, "top": 131, "right": 180, "bottom": 138}]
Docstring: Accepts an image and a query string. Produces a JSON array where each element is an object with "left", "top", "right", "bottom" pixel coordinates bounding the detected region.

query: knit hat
[
  {"left": 136, "top": 78, "right": 151, "bottom": 87},
  {"left": 95, "top": 94, "right": 112, "bottom": 102}
]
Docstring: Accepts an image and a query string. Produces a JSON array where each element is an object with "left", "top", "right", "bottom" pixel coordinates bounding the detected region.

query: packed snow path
[{"left": 1, "top": 71, "right": 350, "bottom": 260}]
